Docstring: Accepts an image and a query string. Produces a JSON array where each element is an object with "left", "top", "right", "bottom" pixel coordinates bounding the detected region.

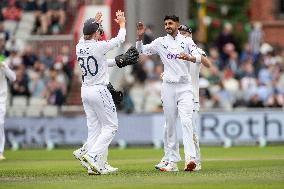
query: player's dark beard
[
  {"left": 166, "top": 28, "right": 177, "bottom": 36},
  {"left": 166, "top": 28, "right": 173, "bottom": 35}
]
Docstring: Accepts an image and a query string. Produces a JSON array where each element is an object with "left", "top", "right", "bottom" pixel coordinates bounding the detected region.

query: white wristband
[{"left": 195, "top": 54, "right": 201, "bottom": 64}]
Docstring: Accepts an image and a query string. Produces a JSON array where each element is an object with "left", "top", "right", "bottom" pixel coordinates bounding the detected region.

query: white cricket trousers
[
  {"left": 0, "top": 103, "right": 6, "bottom": 154},
  {"left": 161, "top": 82, "right": 196, "bottom": 162},
  {"left": 192, "top": 106, "right": 201, "bottom": 164},
  {"left": 81, "top": 85, "right": 118, "bottom": 158}
]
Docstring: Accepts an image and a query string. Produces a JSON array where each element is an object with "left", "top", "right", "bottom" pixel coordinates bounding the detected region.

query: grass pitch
[{"left": 0, "top": 146, "right": 284, "bottom": 189}]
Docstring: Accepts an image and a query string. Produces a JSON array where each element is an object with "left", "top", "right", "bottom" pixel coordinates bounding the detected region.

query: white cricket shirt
[
  {"left": 0, "top": 61, "right": 16, "bottom": 104},
  {"left": 189, "top": 48, "right": 206, "bottom": 103},
  {"left": 136, "top": 32, "right": 201, "bottom": 84},
  {"left": 76, "top": 28, "right": 126, "bottom": 86}
]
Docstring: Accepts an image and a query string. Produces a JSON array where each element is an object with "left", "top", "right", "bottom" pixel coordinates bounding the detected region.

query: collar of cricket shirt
[{"left": 166, "top": 31, "right": 182, "bottom": 41}]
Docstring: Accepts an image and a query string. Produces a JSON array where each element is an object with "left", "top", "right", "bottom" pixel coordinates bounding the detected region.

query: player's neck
[{"left": 170, "top": 31, "right": 178, "bottom": 39}]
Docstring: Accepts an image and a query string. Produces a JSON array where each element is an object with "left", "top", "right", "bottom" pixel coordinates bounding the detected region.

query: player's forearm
[
  {"left": 119, "top": 22, "right": 125, "bottom": 29},
  {"left": 185, "top": 54, "right": 201, "bottom": 64},
  {"left": 116, "top": 28, "right": 126, "bottom": 44},
  {"left": 201, "top": 56, "right": 211, "bottom": 68}
]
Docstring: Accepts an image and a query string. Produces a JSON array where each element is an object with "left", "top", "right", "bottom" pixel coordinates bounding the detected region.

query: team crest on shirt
[{"left": 180, "top": 42, "right": 185, "bottom": 49}]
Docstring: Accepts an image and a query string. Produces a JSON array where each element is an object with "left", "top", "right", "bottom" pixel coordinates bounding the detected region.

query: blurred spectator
[
  {"left": 205, "top": 65, "right": 221, "bottom": 85},
  {"left": 248, "top": 94, "right": 264, "bottom": 108},
  {"left": 56, "top": 45, "right": 72, "bottom": 81},
  {"left": 40, "top": 47, "right": 54, "bottom": 69},
  {"left": 132, "top": 59, "right": 147, "bottom": 84},
  {"left": 53, "top": 63, "right": 69, "bottom": 89},
  {"left": 43, "top": 67, "right": 66, "bottom": 106},
  {"left": 240, "top": 43, "right": 254, "bottom": 63},
  {"left": 212, "top": 81, "right": 233, "bottom": 109},
  {"left": 0, "top": 22, "right": 9, "bottom": 41},
  {"left": 143, "top": 24, "right": 154, "bottom": 45},
  {"left": 22, "top": 45, "right": 38, "bottom": 68},
  {"left": 144, "top": 64, "right": 163, "bottom": 112},
  {"left": 46, "top": 0, "right": 66, "bottom": 34},
  {"left": 225, "top": 50, "right": 239, "bottom": 73},
  {"left": 258, "top": 64, "right": 277, "bottom": 85},
  {"left": 248, "top": 79, "right": 271, "bottom": 104},
  {"left": 215, "top": 23, "right": 238, "bottom": 62},
  {"left": 249, "top": 22, "right": 264, "bottom": 57},
  {"left": 10, "top": 64, "right": 30, "bottom": 97},
  {"left": 31, "top": 0, "right": 66, "bottom": 34},
  {"left": 23, "top": 0, "right": 39, "bottom": 11},
  {"left": 223, "top": 70, "right": 239, "bottom": 95},
  {"left": 28, "top": 70, "right": 45, "bottom": 97},
  {"left": 266, "top": 79, "right": 284, "bottom": 107},
  {"left": 2, "top": 0, "right": 22, "bottom": 21},
  {"left": 139, "top": 55, "right": 155, "bottom": 79},
  {"left": 0, "top": 34, "right": 9, "bottom": 57},
  {"left": 208, "top": 47, "right": 221, "bottom": 70},
  {"left": 32, "top": 0, "right": 48, "bottom": 34},
  {"left": 199, "top": 78, "right": 211, "bottom": 108}
]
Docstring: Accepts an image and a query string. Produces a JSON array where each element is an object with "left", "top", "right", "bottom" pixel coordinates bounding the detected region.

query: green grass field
[{"left": 0, "top": 146, "right": 284, "bottom": 189}]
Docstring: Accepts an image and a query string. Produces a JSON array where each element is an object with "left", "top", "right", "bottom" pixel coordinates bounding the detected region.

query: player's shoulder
[
  {"left": 149, "top": 37, "right": 164, "bottom": 46},
  {"left": 182, "top": 35, "right": 194, "bottom": 43},
  {"left": 76, "top": 42, "right": 84, "bottom": 50},
  {"left": 152, "top": 37, "right": 163, "bottom": 43}
]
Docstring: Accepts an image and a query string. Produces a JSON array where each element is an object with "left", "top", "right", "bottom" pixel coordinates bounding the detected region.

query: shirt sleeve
[
  {"left": 2, "top": 61, "right": 16, "bottom": 82},
  {"left": 106, "top": 59, "right": 116, "bottom": 67},
  {"left": 136, "top": 38, "right": 159, "bottom": 55},
  {"left": 186, "top": 37, "right": 202, "bottom": 64},
  {"left": 99, "top": 28, "right": 126, "bottom": 54},
  {"left": 198, "top": 47, "right": 207, "bottom": 57}
]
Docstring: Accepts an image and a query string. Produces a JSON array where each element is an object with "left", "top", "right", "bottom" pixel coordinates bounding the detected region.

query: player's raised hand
[
  {"left": 114, "top": 10, "right": 126, "bottom": 27},
  {"left": 136, "top": 22, "right": 145, "bottom": 41},
  {"left": 94, "top": 12, "right": 103, "bottom": 24}
]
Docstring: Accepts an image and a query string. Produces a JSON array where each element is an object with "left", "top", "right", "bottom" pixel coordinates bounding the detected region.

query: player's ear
[{"left": 176, "top": 22, "right": 180, "bottom": 28}]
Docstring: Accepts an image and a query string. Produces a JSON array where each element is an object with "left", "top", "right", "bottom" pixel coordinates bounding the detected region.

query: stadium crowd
[
  {"left": 0, "top": 0, "right": 284, "bottom": 112},
  {"left": 0, "top": 0, "right": 68, "bottom": 35},
  {"left": 0, "top": 0, "right": 73, "bottom": 106}
]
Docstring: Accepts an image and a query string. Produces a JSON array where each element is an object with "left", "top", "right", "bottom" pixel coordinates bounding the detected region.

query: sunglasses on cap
[{"left": 179, "top": 25, "right": 192, "bottom": 34}]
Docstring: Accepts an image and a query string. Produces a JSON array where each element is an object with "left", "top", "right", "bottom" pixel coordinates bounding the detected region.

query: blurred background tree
[{"left": 188, "top": 0, "right": 251, "bottom": 51}]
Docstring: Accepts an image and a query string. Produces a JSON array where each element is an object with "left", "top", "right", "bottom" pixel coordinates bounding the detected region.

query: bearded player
[{"left": 136, "top": 15, "right": 208, "bottom": 172}]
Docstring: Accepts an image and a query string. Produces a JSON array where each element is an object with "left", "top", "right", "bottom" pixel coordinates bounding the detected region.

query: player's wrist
[
  {"left": 119, "top": 22, "right": 126, "bottom": 28},
  {"left": 195, "top": 54, "right": 201, "bottom": 63}
]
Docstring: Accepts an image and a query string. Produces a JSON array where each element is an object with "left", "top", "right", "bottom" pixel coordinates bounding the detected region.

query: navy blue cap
[
  {"left": 83, "top": 18, "right": 100, "bottom": 35},
  {"left": 179, "top": 25, "right": 192, "bottom": 33}
]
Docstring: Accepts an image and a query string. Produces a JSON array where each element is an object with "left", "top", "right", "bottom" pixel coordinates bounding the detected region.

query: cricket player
[
  {"left": 0, "top": 56, "right": 16, "bottom": 160},
  {"left": 162, "top": 25, "right": 211, "bottom": 171},
  {"left": 73, "top": 12, "right": 118, "bottom": 175},
  {"left": 74, "top": 10, "right": 138, "bottom": 175},
  {"left": 136, "top": 15, "right": 208, "bottom": 172}
]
